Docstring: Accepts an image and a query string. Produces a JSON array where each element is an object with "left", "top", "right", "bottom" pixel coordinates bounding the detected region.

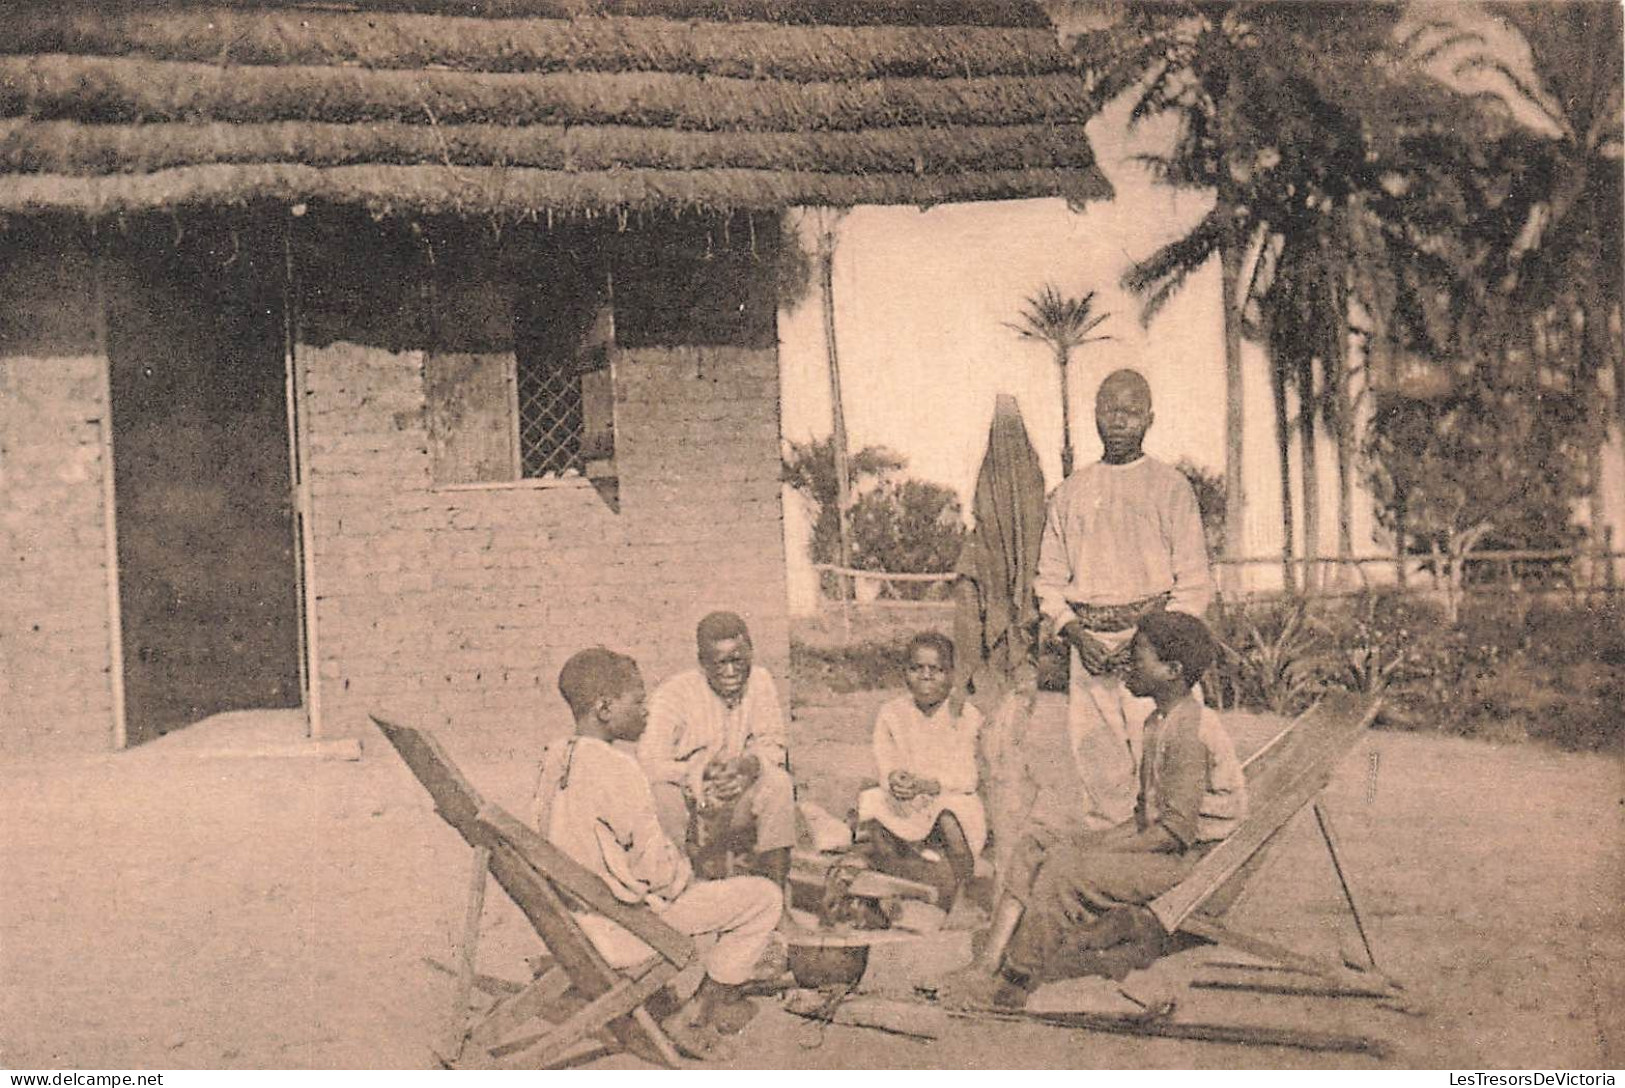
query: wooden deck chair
[
  {"left": 1147, "top": 691, "right": 1405, "bottom": 1003},
  {"left": 371, "top": 715, "right": 703, "bottom": 1069}
]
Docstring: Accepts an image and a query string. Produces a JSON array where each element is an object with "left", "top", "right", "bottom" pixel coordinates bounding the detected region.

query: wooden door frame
[
  {"left": 283, "top": 222, "right": 325, "bottom": 739},
  {"left": 92, "top": 251, "right": 129, "bottom": 750},
  {"left": 95, "top": 224, "right": 323, "bottom": 747}
]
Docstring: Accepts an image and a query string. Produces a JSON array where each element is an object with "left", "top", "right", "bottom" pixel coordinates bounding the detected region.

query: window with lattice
[{"left": 427, "top": 267, "right": 615, "bottom": 489}]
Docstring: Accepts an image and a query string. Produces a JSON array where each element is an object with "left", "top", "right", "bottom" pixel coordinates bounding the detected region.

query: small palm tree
[{"left": 1005, "top": 285, "right": 1112, "bottom": 477}]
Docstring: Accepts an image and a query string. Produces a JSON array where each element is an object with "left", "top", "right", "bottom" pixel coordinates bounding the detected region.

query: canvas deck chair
[
  {"left": 1147, "top": 691, "right": 1404, "bottom": 1003},
  {"left": 372, "top": 715, "right": 703, "bottom": 1069}
]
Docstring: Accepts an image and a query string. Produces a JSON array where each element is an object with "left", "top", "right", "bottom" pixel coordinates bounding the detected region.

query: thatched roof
[{"left": 0, "top": 1, "right": 1112, "bottom": 217}]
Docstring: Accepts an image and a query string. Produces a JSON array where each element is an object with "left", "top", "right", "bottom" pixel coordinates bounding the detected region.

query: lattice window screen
[{"left": 516, "top": 352, "right": 585, "bottom": 478}]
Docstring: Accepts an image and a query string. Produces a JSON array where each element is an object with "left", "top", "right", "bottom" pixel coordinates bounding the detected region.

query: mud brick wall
[
  {"left": 0, "top": 356, "right": 115, "bottom": 758},
  {"left": 301, "top": 342, "right": 789, "bottom": 756}
]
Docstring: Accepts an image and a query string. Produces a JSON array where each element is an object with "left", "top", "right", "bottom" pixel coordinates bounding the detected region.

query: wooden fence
[{"left": 812, "top": 543, "right": 1625, "bottom": 611}]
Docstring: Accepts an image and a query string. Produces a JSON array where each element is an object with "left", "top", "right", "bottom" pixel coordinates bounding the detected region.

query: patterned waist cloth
[{"left": 1068, "top": 591, "right": 1173, "bottom": 634}]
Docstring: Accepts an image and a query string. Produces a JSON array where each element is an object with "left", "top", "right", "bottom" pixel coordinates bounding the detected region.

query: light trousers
[{"left": 575, "top": 875, "right": 782, "bottom": 986}]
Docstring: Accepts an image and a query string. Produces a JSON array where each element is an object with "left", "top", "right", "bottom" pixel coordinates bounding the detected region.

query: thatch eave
[
  {"left": 36, "top": 0, "right": 1054, "bottom": 30},
  {"left": 0, "top": 55, "right": 1094, "bottom": 131},
  {"left": 0, "top": 162, "right": 1115, "bottom": 217},
  {"left": 0, "top": 120, "right": 1101, "bottom": 179}
]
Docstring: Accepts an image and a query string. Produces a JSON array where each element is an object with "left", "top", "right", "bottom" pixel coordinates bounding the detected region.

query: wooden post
[
  {"left": 1312, "top": 799, "right": 1379, "bottom": 971},
  {"left": 283, "top": 217, "right": 324, "bottom": 738},
  {"left": 1606, "top": 528, "right": 1617, "bottom": 592},
  {"left": 817, "top": 216, "right": 855, "bottom": 604},
  {"left": 443, "top": 845, "right": 492, "bottom": 1061},
  {"left": 92, "top": 250, "right": 128, "bottom": 751}
]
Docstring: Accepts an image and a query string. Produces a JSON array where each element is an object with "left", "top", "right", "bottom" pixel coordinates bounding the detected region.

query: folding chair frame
[
  {"left": 372, "top": 715, "right": 701, "bottom": 1069},
  {"left": 1149, "top": 693, "right": 1407, "bottom": 1004}
]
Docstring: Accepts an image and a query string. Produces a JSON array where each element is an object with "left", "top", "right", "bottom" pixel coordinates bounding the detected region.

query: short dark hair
[
  {"left": 557, "top": 647, "right": 641, "bottom": 718},
  {"left": 906, "top": 631, "right": 956, "bottom": 669},
  {"left": 1135, "top": 611, "right": 1215, "bottom": 688},
  {"left": 696, "top": 611, "right": 751, "bottom": 653}
]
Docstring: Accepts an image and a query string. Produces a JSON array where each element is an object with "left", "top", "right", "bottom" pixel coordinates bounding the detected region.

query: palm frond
[
  {"left": 1004, "top": 283, "right": 1112, "bottom": 353},
  {"left": 1122, "top": 206, "right": 1229, "bottom": 325},
  {"left": 1453, "top": 55, "right": 1571, "bottom": 137}
]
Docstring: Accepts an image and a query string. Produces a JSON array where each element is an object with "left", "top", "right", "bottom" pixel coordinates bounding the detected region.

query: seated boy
[
  {"left": 937, "top": 611, "right": 1246, "bottom": 1009},
  {"left": 856, "top": 632, "right": 986, "bottom": 924},
  {"left": 639, "top": 612, "right": 796, "bottom": 887},
  {"left": 533, "top": 647, "right": 783, "bottom": 1055}
]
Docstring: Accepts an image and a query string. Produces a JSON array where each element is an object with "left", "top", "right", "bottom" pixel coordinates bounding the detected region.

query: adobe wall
[
  {"left": 0, "top": 355, "right": 115, "bottom": 758},
  {"left": 0, "top": 225, "right": 116, "bottom": 759},
  {"left": 301, "top": 341, "right": 790, "bottom": 756}
]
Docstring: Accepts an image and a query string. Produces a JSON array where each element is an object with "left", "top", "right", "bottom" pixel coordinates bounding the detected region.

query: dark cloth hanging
[{"left": 954, "top": 394, "right": 1048, "bottom": 697}]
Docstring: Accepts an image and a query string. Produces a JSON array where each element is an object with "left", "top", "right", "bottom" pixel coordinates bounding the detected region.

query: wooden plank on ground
[{"left": 1181, "top": 918, "right": 1404, "bottom": 997}]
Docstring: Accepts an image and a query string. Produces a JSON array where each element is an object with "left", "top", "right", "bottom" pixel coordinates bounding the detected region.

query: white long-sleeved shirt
[
  {"left": 533, "top": 736, "right": 693, "bottom": 907},
  {"left": 1033, "top": 456, "right": 1212, "bottom": 640},
  {"left": 637, "top": 667, "right": 788, "bottom": 796}
]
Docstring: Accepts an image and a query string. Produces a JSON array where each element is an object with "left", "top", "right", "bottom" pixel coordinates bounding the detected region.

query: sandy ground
[{"left": 2, "top": 695, "right": 1621, "bottom": 1070}]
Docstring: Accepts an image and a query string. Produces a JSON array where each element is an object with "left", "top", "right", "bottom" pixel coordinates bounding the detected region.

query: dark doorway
[{"left": 105, "top": 221, "right": 302, "bottom": 745}]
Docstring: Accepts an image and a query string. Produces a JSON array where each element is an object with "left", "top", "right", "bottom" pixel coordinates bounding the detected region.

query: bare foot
[
  {"left": 930, "top": 964, "right": 1007, "bottom": 1010},
  {"left": 663, "top": 1009, "right": 738, "bottom": 1062},
  {"left": 709, "top": 994, "right": 759, "bottom": 1036}
]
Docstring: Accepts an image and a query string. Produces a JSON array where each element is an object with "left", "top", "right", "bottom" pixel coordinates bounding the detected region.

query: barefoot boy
[
  {"left": 937, "top": 612, "right": 1245, "bottom": 1009},
  {"left": 856, "top": 632, "right": 985, "bottom": 923},
  {"left": 534, "top": 647, "right": 782, "bottom": 1050}
]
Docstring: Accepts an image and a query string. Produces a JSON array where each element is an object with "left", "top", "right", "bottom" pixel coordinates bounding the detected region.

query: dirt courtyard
[{"left": 2, "top": 692, "right": 1621, "bottom": 1070}]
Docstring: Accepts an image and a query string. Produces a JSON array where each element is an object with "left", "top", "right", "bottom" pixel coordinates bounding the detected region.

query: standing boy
[
  {"left": 638, "top": 612, "right": 796, "bottom": 885},
  {"left": 534, "top": 648, "right": 782, "bottom": 1053},
  {"left": 1033, "top": 369, "right": 1213, "bottom": 829}
]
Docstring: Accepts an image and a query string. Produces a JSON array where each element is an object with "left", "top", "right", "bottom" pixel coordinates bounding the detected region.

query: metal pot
[{"left": 787, "top": 937, "right": 871, "bottom": 989}]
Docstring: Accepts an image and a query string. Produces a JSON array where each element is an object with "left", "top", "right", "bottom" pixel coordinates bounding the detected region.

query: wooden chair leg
[
  {"left": 630, "top": 1007, "right": 685, "bottom": 1068},
  {"left": 442, "top": 845, "right": 492, "bottom": 1061},
  {"left": 467, "top": 966, "right": 574, "bottom": 1050},
  {"left": 489, "top": 960, "right": 679, "bottom": 1066},
  {"left": 1182, "top": 917, "right": 1404, "bottom": 997},
  {"left": 1312, "top": 799, "right": 1380, "bottom": 971}
]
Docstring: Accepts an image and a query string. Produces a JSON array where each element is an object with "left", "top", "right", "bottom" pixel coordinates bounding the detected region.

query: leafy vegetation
[{"left": 783, "top": 438, "right": 965, "bottom": 599}]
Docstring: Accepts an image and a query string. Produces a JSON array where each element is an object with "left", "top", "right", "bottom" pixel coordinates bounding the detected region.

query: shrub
[{"left": 783, "top": 439, "right": 965, "bottom": 599}]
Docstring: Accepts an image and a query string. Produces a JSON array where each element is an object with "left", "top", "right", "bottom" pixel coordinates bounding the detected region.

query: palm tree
[
  {"left": 1005, "top": 284, "right": 1112, "bottom": 478},
  {"left": 1085, "top": 5, "right": 1256, "bottom": 569},
  {"left": 1077, "top": 1, "right": 1448, "bottom": 593},
  {"left": 1446, "top": 3, "right": 1624, "bottom": 568}
]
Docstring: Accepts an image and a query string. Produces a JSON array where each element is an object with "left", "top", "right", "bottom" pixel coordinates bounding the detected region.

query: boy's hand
[
  {"left": 1061, "top": 622, "right": 1111, "bottom": 674},
  {"left": 701, "top": 757, "right": 743, "bottom": 807},
  {"left": 888, "top": 770, "right": 918, "bottom": 802},
  {"left": 732, "top": 753, "right": 761, "bottom": 784}
]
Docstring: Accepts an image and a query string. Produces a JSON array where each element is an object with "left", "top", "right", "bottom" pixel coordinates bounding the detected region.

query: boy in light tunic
[
  {"left": 534, "top": 648, "right": 781, "bottom": 1053},
  {"left": 639, "top": 612, "right": 796, "bottom": 886},
  {"left": 856, "top": 632, "right": 986, "bottom": 922},
  {"left": 1034, "top": 369, "right": 1213, "bottom": 830}
]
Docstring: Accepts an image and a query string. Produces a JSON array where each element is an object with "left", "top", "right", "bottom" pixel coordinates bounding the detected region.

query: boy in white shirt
[
  {"left": 856, "top": 632, "right": 985, "bottom": 924},
  {"left": 534, "top": 648, "right": 781, "bottom": 1054}
]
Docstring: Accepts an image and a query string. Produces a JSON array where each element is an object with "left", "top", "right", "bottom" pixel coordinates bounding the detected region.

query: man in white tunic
[
  {"left": 534, "top": 648, "right": 781, "bottom": 1052},
  {"left": 638, "top": 612, "right": 796, "bottom": 887},
  {"left": 1033, "top": 369, "right": 1212, "bottom": 829}
]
